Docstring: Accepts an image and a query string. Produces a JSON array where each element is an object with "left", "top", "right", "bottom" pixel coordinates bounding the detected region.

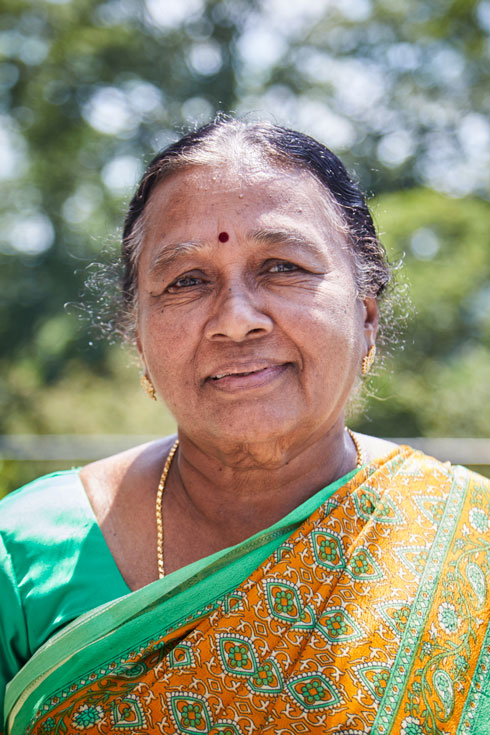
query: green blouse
[
  {"left": 0, "top": 471, "right": 130, "bottom": 721},
  {"left": 0, "top": 466, "right": 357, "bottom": 724}
]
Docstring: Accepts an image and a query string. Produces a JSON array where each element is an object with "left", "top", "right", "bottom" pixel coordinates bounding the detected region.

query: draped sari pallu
[{"left": 5, "top": 447, "right": 490, "bottom": 735}]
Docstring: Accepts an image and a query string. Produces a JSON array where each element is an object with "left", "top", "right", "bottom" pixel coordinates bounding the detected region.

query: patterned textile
[{"left": 6, "top": 448, "right": 490, "bottom": 734}]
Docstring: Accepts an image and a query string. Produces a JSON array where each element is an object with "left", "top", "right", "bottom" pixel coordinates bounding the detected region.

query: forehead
[{"left": 143, "top": 162, "right": 347, "bottom": 239}]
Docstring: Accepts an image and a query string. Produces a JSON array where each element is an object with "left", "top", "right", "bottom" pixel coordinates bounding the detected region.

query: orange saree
[{"left": 5, "top": 446, "right": 490, "bottom": 734}]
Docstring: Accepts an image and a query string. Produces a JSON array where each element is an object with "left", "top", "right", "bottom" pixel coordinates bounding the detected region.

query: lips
[
  {"left": 211, "top": 366, "right": 270, "bottom": 381},
  {"left": 208, "top": 362, "right": 284, "bottom": 380},
  {"left": 206, "top": 361, "right": 290, "bottom": 391}
]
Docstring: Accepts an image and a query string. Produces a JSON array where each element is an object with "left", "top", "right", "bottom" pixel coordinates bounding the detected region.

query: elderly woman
[{"left": 1, "top": 119, "right": 489, "bottom": 735}]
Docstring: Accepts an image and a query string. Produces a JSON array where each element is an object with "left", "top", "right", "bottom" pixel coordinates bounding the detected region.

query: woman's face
[{"left": 136, "top": 162, "right": 377, "bottom": 455}]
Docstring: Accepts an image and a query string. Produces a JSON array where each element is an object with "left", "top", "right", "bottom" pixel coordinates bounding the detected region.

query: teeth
[{"left": 212, "top": 368, "right": 263, "bottom": 380}]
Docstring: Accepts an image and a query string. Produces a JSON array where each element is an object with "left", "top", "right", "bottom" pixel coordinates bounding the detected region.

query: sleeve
[{"left": 0, "top": 533, "right": 29, "bottom": 730}]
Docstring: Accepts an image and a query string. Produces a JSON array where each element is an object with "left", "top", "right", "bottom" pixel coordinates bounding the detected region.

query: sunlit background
[{"left": 1, "top": 0, "right": 489, "bottom": 493}]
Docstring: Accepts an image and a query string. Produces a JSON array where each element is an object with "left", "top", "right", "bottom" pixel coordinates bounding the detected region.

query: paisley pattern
[{"left": 11, "top": 449, "right": 490, "bottom": 735}]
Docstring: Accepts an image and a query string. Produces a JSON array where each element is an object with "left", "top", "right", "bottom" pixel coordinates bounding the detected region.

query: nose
[{"left": 205, "top": 286, "right": 273, "bottom": 342}]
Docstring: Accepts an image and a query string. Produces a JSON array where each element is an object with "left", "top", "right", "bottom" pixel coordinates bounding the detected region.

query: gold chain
[
  {"left": 155, "top": 439, "right": 179, "bottom": 579},
  {"left": 346, "top": 427, "right": 365, "bottom": 468},
  {"left": 155, "top": 430, "right": 363, "bottom": 579}
]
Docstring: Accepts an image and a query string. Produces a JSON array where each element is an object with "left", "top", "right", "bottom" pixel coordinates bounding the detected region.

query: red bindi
[{"left": 218, "top": 231, "right": 229, "bottom": 242}]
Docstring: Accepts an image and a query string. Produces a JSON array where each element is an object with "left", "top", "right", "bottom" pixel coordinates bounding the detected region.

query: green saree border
[
  {"left": 457, "top": 589, "right": 490, "bottom": 733},
  {"left": 6, "top": 466, "right": 359, "bottom": 734},
  {"left": 372, "top": 464, "right": 470, "bottom": 734}
]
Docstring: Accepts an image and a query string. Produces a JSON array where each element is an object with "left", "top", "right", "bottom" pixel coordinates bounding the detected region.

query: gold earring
[
  {"left": 362, "top": 344, "right": 376, "bottom": 375},
  {"left": 141, "top": 374, "right": 156, "bottom": 401}
]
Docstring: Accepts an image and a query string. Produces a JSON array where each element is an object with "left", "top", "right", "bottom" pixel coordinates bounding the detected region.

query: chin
[{"left": 205, "top": 407, "right": 311, "bottom": 451}]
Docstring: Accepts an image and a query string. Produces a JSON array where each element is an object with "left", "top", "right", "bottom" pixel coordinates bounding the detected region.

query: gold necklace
[
  {"left": 155, "top": 431, "right": 363, "bottom": 579},
  {"left": 346, "top": 427, "right": 365, "bottom": 468},
  {"left": 156, "top": 439, "right": 179, "bottom": 579}
]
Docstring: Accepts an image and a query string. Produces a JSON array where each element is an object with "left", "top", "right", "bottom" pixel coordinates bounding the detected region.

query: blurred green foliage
[
  {"left": 0, "top": 0, "right": 489, "bottom": 493},
  {"left": 358, "top": 189, "right": 490, "bottom": 438}
]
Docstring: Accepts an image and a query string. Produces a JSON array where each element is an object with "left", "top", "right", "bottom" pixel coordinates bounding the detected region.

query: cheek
[
  {"left": 141, "top": 303, "right": 191, "bottom": 347},
  {"left": 139, "top": 315, "right": 181, "bottom": 372},
  {"left": 296, "top": 301, "right": 362, "bottom": 374},
  {"left": 139, "top": 312, "right": 204, "bottom": 407},
  {"left": 293, "top": 293, "right": 360, "bottom": 341}
]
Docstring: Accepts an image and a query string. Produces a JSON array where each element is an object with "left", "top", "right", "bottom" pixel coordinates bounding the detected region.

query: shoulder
[
  {"left": 451, "top": 463, "right": 490, "bottom": 492},
  {"left": 81, "top": 434, "right": 177, "bottom": 481},
  {"left": 0, "top": 469, "right": 95, "bottom": 595},
  {"left": 381, "top": 443, "right": 490, "bottom": 498},
  {"left": 356, "top": 435, "right": 490, "bottom": 497},
  {"left": 354, "top": 433, "right": 399, "bottom": 464},
  {"left": 79, "top": 434, "right": 177, "bottom": 522},
  {"left": 395, "top": 445, "right": 490, "bottom": 488},
  {"left": 0, "top": 470, "right": 92, "bottom": 667},
  {"left": 0, "top": 469, "right": 85, "bottom": 539}
]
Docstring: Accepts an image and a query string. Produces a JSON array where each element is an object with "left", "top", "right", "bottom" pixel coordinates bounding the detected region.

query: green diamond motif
[
  {"left": 317, "top": 606, "right": 364, "bottom": 643},
  {"left": 274, "top": 542, "right": 293, "bottom": 562},
  {"left": 371, "top": 494, "right": 405, "bottom": 525},
  {"left": 222, "top": 591, "right": 245, "bottom": 614},
  {"left": 413, "top": 495, "right": 447, "bottom": 526},
  {"left": 168, "top": 643, "right": 195, "bottom": 669},
  {"left": 111, "top": 695, "right": 146, "bottom": 729},
  {"left": 376, "top": 600, "right": 412, "bottom": 637},
  {"left": 291, "top": 603, "right": 317, "bottom": 631},
  {"left": 209, "top": 723, "right": 244, "bottom": 735},
  {"left": 324, "top": 499, "right": 339, "bottom": 515},
  {"left": 248, "top": 658, "right": 284, "bottom": 694},
  {"left": 346, "top": 547, "right": 384, "bottom": 581},
  {"left": 353, "top": 488, "right": 379, "bottom": 519},
  {"left": 287, "top": 672, "right": 342, "bottom": 711},
  {"left": 169, "top": 694, "right": 212, "bottom": 734},
  {"left": 265, "top": 580, "right": 303, "bottom": 622},
  {"left": 355, "top": 664, "right": 391, "bottom": 701},
  {"left": 311, "top": 530, "right": 346, "bottom": 570},
  {"left": 354, "top": 489, "right": 405, "bottom": 525},
  {"left": 395, "top": 545, "right": 429, "bottom": 577},
  {"left": 217, "top": 635, "right": 258, "bottom": 676}
]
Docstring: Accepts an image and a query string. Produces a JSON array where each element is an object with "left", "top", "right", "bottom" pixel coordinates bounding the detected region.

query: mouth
[
  {"left": 206, "top": 362, "right": 291, "bottom": 391},
  {"left": 211, "top": 366, "right": 270, "bottom": 380}
]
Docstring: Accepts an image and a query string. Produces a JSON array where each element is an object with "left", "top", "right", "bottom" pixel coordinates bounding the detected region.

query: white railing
[{"left": 0, "top": 435, "right": 489, "bottom": 466}]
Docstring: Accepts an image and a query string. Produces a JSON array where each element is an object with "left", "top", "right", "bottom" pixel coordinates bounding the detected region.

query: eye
[
  {"left": 268, "top": 261, "right": 300, "bottom": 273},
  {"left": 167, "top": 273, "right": 204, "bottom": 291}
]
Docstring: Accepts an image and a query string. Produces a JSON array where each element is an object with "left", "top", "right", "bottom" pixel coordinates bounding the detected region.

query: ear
[
  {"left": 136, "top": 332, "right": 147, "bottom": 372},
  {"left": 362, "top": 297, "right": 379, "bottom": 349}
]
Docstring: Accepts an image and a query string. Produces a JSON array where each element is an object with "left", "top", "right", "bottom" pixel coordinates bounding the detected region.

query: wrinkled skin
[{"left": 136, "top": 162, "right": 378, "bottom": 469}]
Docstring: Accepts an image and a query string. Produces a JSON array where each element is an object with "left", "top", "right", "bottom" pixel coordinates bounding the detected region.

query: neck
[{"left": 165, "top": 418, "right": 358, "bottom": 540}]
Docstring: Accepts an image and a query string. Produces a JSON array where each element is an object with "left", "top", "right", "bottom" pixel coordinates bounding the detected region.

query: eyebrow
[
  {"left": 148, "top": 240, "right": 204, "bottom": 277},
  {"left": 250, "top": 228, "right": 325, "bottom": 258},
  {"left": 147, "top": 228, "right": 325, "bottom": 277}
]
